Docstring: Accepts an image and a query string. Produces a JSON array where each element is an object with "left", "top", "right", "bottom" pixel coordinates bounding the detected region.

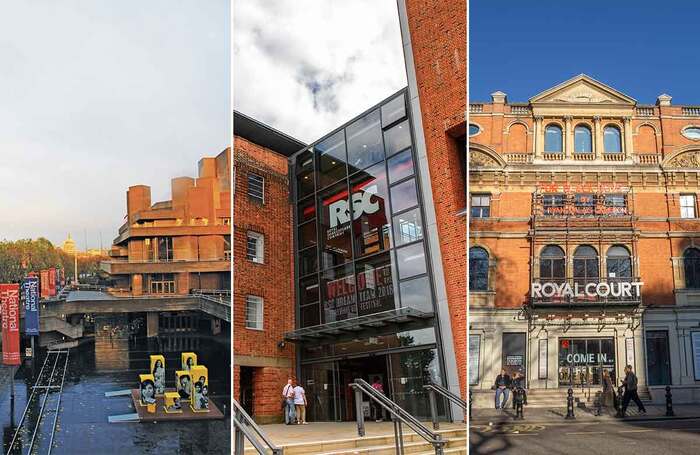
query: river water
[{"left": 0, "top": 332, "right": 231, "bottom": 454}]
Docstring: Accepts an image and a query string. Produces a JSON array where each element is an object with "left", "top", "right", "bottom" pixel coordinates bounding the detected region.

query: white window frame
[
  {"left": 470, "top": 194, "right": 490, "bottom": 218},
  {"left": 681, "top": 194, "right": 697, "bottom": 219},
  {"left": 246, "top": 231, "right": 265, "bottom": 264},
  {"left": 248, "top": 173, "right": 265, "bottom": 204},
  {"left": 245, "top": 295, "right": 264, "bottom": 330}
]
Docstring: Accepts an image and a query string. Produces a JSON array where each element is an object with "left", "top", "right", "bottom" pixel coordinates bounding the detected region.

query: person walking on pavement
[
  {"left": 602, "top": 369, "right": 615, "bottom": 409},
  {"left": 371, "top": 376, "right": 385, "bottom": 422},
  {"left": 282, "top": 378, "right": 296, "bottom": 424},
  {"left": 494, "top": 369, "right": 511, "bottom": 410},
  {"left": 620, "top": 365, "right": 646, "bottom": 417}
]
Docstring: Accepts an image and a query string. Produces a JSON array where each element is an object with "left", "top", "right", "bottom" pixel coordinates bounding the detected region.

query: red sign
[
  {"left": 0, "top": 284, "right": 21, "bottom": 365},
  {"left": 48, "top": 268, "right": 56, "bottom": 296},
  {"left": 40, "top": 270, "right": 49, "bottom": 299}
]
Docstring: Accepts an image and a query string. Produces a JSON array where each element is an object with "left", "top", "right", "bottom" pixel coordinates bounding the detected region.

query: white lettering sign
[
  {"left": 565, "top": 353, "right": 608, "bottom": 364},
  {"left": 531, "top": 281, "right": 643, "bottom": 299},
  {"left": 328, "top": 185, "right": 380, "bottom": 228}
]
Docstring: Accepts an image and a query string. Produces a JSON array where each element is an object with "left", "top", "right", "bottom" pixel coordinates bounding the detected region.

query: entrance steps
[
  {"left": 473, "top": 386, "right": 652, "bottom": 408},
  {"left": 244, "top": 428, "right": 466, "bottom": 455}
]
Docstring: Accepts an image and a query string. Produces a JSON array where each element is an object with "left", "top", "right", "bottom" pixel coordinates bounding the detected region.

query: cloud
[
  {"left": 0, "top": 0, "right": 230, "bottom": 248},
  {"left": 233, "top": 0, "right": 407, "bottom": 143}
]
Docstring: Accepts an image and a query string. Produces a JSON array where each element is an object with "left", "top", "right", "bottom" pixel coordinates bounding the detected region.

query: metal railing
[
  {"left": 350, "top": 378, "right": 445, "bottom": 455},
  {"left": 424, "top": 383, "right": 467, "bottom": 430},
  {"left": 233, "top": 399, "right": 282, "bottom": 455}
]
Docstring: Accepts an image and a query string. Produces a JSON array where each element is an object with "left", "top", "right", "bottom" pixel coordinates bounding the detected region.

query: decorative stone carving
[
  {"left": 667, "top": 151, "right": 700, "bottom": 168},
  {"left": 470, "top": 150, "right": 500, "bottom": 168}
]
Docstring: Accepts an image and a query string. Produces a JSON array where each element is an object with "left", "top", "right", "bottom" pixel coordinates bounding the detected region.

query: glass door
[
  {"left": 646, "top": 331, "right": 671, "bottom": 385},
  {"left": 302, "top": 362, "right": 339, "bottom": 421}
]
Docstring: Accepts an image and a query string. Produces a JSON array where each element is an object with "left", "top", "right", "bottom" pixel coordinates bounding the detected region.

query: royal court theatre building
[{"left": 469, "top": 74, "right": 700, "bottom": 405}]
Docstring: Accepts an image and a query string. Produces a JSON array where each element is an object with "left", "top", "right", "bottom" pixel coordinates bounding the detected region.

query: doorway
[
  {"left": 646, "top": 331, "right": 671, "bottom": 385},
  {"left": 239, "top": 367, "right": 254, "bottom": 416}
]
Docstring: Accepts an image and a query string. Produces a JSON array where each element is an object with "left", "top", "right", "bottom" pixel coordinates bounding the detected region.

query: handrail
[
  {"left": 233, "top": 399, "right": 282, "bottom": 455},
  {"left": 350, "top": 378, "right": 445, "bottom": 455},
  {"left": 424, "top": 383, "right": 466, "bottom": 430}
]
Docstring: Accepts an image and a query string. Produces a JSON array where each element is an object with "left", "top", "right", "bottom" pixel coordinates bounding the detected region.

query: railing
[
  {"left": 530, "top": 276, "right": 643, "bottom": 306},
  {"left": 543, "top": 152, "right": 564, "bottom": 160},
  {"left": 350, "top": 378, "right": 445, "bottom": 455},
  {"left": 636, "top": 106, "right": 655, "bottom": 116},
  {"left": 510, "top": 105, "right": 530, "bottom": 115},
  {"left": 635, "top": 153, "right": 660, "bottom": 165},
  {"left": 573, "top": 153, "right": 595, "bottom": 161},
  {"left": 603, "top": 153, "right": 625, "bottom": 161},
  {"left": 104, "top": 256, "right": 229, "bottom": 264},
  {"left": 469, "top": 103, "right": 483, "bottom": 113},
  {"left": 682, "top": 106, "right": 700, "bottom": 116},
  {"left": 424, "top": 383, "right": 467, "bottom": 430},
  {"left": 233, "top": 399, "right": 282, "bottom": 455},
  {"left": 505, "top": 153, "right": 532, "bottom": 164}
]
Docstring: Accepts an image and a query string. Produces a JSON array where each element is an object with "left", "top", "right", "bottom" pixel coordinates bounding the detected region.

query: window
[
  {"left": 542, "top": 194, "right": 565, "bottom": 216},
  {"left": 574, "top": 125, "right": 592, "bottom": 153},
  {"left": 540, "top": 245, "right": 565, "bottom": 281},
  {"left": 149, "top": 273, "right": 175, "bottom": 294},
  {"left": 393, "top": 207, "right": 423, "bottom": 246},
  {"left": 245, "top": 295, "right": 264, "bottom": 330},
  {"left": 346, "top": 109, "right": 383, "bottom": 171},
  {"left": 246, "top": 232, "right": 264, "bottom": 264},
  {"left": 316, "top": 131, "right": 346, "bottom": 189},
  {"left": 544, "top": 124, "right": 562, "bottom": 153},
  {"left": 574, "top": 194, "right": 595, "bottom": 215},
  {"left": 604, "top": 126, "right": 622, "bottom": 153},
  {"left": 224, "top": 235, "right": 231, "bottom": 261},
  {"left": 682, "top": 127, "right": 700, "bottom": 140},
  {"left": 384, "top": 120, "right": 411, "bottom": 157},
  {"left": 470, "top": 194, "right": 490, "bottom": 218},
  {"left": 296, "top": 150, "right": 315, "bottom": 198},
  {"left": 469, "top": 246, "right": 489, "bottom": 291},
  {"left": 683, "top": 248, "right": 700, "bottom": 289},
  {"left": 157, "top": 237, "right": 173, "bottom": 262},
  {"left": 396, "top": 242, "right": 427, "bottom": 279},
  {"left": 381, "top": 93, "right": 406, "bottom": 127},
  {"left": 351, "top": 162, "right": 391, "bottom": 257},
  {"left": 604, "top": 194, "right": 627, "bottom": 215},
  {"left": 387, "top": 148, "right": 415, "bottom": 184},
  {"left": 606, "top": 245, "right": 632, "bottom": 281},
  {"left": 469, "top": 124, "right": 480, "bottom": 136},
  {"left": 390, "top": 178, "right": 419, "bottom": 213},
  {"left": 248, "top": 173, "right": 264, "bottom": 203},
  {"left": 681, "top": 194, "right": 696, "bottom": 218},
  {"left": 573, "top": 245, "right": 599, "bottom": 285}
]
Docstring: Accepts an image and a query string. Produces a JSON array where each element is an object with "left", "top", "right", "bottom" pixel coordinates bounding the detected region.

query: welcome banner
[
  {"left": 0, "top": 284, "right": 21, "bottom": 365},
  {"left": 22, "top": 277, "right": 40, "bottom": 336}
]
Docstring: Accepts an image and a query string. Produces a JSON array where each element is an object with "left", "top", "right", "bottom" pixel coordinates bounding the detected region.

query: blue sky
[
  {"left": 470, "top": 0, "right": 700, "bottom": 104},
  {"left": 0, "top": 1, "right": 230, "bottom": 248}
]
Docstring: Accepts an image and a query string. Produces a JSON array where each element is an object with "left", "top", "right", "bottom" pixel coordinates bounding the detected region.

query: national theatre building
[{"left": 469, "top": 74, "right": 700, "bottom": 405}]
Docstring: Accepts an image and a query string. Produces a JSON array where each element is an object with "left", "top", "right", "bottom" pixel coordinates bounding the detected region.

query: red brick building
[
  {"left": 469, "top": 74, "right": 700, "bottom": 405},
  {"left": 233, "top": 112, "right": 305, "bottom": 423}
]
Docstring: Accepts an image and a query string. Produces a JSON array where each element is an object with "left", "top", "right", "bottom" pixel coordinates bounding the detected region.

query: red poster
[
  {"left": 0, "top": 284, "right": 21, "bottom": 365},
  {"left": 48, "top": 268, "right": 56, "bottom": 296},
  {"left": 40, "top": 270, "right": 49, "bottom": 299}
]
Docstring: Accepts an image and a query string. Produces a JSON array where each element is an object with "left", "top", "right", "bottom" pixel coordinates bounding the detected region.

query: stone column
[
  {"left": 593, "top": 116, "right": 603, "bottom": 160},
  {"left": 564, "top": 116, "right": 573, "bottom": 160},
  {"left": 534, "top": 116, "right": 543, "bottom": 159},
  {"left": 623, "top": 117, "right": 633, "bottom": 161},
  {"left": 147, "top": 312, "right": 159, "bottom": 338}
]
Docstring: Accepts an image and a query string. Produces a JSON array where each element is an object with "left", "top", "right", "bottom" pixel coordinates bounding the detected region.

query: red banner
[
  {"left": 0, "top": 284, "right": 21, "bottom": 365},
  {"left": 48, "top": 268, "right": 56, "bottom": 296},
  {"left": 40, "top": 270, "right": 49, "bottom": 299}
]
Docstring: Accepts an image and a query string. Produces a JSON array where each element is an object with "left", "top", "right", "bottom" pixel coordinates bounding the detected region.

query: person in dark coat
[
  {"left": 511, "top": 371, "right": 527, "bottom": 408},
  {"left": 494, "top": 369, "right": 512, "bottom": 410},
  {"left": 620, "top": 365, "right": 646, "bottom": 416},
  {"left": 601, "top": 369, "right": 615, "bottom": 408}
]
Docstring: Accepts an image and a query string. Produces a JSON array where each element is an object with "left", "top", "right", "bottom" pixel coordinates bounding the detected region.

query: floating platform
[{"left": 129, "top": 389, "right": 224, "bottom": 422}]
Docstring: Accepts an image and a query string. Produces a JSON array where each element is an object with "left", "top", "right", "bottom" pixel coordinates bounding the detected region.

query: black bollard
[
  {"left": 594, "top": 391, "right": 602, "bottom": 416},
  {"left": 565, "top": 388, "right": 575, "bottom": 419},
  {"left": 665, "top": 385, "right": 674, "bottom": 417},
  {"left": 615, "top": 386, "right": 625, "bottom": 418},
  {"left": 469, "top": 389, "right": 473, "bottom": 419},
  {"left": 515, "top": 388, "right": 524, "bottom": 420}
]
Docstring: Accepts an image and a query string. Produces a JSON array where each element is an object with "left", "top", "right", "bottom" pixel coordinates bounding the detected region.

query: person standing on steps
[
  {"left": 494, "top": 369, "right": 511, "bottom": 410},
  {"left": 620, "top": 365, "right": 646, "bottom": 417},
  {"left": 282, "top": 378, "right": 296, "bottom": 425},
  {"left": 293, "top": 378, "right": 308, "bottom": 425},
  {"left": 371, "top": 376, "right": 385, "bottom": 422}
]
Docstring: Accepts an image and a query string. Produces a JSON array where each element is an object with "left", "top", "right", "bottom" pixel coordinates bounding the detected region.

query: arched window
[
  {"left": 573, "top": 245, "right": 599, "bottom": 285},
  {"left": 574, "top": 125, "right": 592, "bottom": 153},
  {"left": 606, "top": 245, "right": 631, "bottom": 281},
  {"left": 469, "top": 247, "right": 489, "bottom": 291},
  {"left": 604, "top": 125, "right": 622, "bottom": 154},
  {"left": 544, "top": 124, "right": 563, "bottom": 153},
  {"left": 540, "top": 245, "right": 565, "bottom": 282},
  {"left": 684, "top": 248, "right": 700, "bottom": 289}
]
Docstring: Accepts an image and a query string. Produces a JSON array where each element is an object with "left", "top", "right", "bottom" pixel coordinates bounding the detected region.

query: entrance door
[
  {"left": 239, "top": 367, "right": 254, "bottom": 416},
  {"left": 302, "top": 362, "right": 338, "bottom": 421},
  {"left": 646, "top": 331, "right": 671, "bottom": 385},
  {"left": 336, "top": 355, "right": 389, "bottom": 422},
  {"left": 558, "top": 338, "right": 616, "bottom": 386}
]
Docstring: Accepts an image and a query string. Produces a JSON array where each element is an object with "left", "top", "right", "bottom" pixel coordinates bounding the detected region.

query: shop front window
[{"left": 558, "top": 338, "right": 615, "bottom": 387}]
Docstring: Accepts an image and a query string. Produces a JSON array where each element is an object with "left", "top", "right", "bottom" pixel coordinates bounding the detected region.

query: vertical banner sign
[
  {"left": 692, "top": 332, "right": 700, "bottom": 381},
  {"left": 625, "top": 338, "right": 635, "bottom": 370},
  {"left": 23, "top": 277, "right": 40, "bottom": 336},
  {"left": 0, "top": 284, "right": 21, "bottom": 365},
  {"left": 468, "top": 335, "right": 480, "bottom": 385},
  {"left": 48, "top": 268, "right": 56, "bottom": 296},
  {"left": 538, "top": 338, "right": 548, "bottom": 379},
  {"left": 40, "top": 270, "right": 50, "bottom": 299}
]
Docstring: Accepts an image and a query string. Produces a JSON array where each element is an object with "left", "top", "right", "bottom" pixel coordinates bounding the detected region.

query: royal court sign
[{"left": 531, "top": 280, "right": 643, "bottom": 305}]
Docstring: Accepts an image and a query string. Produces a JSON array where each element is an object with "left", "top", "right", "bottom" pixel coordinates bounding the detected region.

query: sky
[
  {"left": 470, "top": 0, "right": 700, "bottom": 105},
  {"left": 233, "top": 0, "right": 407, "bottom": 144},
  {"left": 0, "top": 0, "right": 230, "bottom": 249}
]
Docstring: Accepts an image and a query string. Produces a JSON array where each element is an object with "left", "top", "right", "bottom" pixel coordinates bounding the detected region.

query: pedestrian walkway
[{"left": 470, "top": 403, "right": 700, "bottom": 425}]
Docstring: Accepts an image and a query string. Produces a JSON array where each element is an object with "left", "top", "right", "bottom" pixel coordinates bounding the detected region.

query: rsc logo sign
[{"left": 328, "top": 185, "right": 380, "bottom": 228}]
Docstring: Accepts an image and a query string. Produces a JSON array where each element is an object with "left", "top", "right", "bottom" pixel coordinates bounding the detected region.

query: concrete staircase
[
  {"left": 244, "top": 428, "right": 467, "bottom": 455},
  {"left": 473, "top": 386, "right": 652, "bottom": 409}
]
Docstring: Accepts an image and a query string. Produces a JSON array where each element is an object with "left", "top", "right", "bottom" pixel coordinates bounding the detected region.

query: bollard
[
  {"left": 615, "top": 386, "right": 625, "bottom": 418},
  {"left": 594, "top": 391, "right": 602, "bottom": 417},
  {"left": 353, "top": 383, "right": 365, "bottom": 437},
  {"left": 565, "top": 388, "right": 575, "bottom": 419},
  {"left": 469, "top": 389, "right": 473, "bottom": 419},
  {"left": 515, "top": 388, "right": 524, "bottom": 420},
  {"left": 665, "top": 385, "right": 674, "bottom": 417}
]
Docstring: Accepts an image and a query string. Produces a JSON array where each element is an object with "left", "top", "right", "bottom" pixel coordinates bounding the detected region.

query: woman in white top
[{"left": 293, "top": 381, "right": 308, "bottom": 424}]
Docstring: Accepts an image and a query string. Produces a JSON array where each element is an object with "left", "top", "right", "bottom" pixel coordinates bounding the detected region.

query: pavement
[{"left": 470, "top": 403, "right": 700, "bottom": 425}]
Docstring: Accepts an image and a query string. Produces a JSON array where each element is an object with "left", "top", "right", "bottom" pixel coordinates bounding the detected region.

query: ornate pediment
[
  {"left": 469, "top": 147, "right": 505, "bottom": 169},
  {"left": 530, "top": 74, "right": 636, "bottom": 106},
  {"left": 664, "top": 150, "right": 700, "bottom": 168}
]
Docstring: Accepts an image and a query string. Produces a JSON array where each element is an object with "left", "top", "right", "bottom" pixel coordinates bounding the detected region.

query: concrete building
[
  {"left": 469, "top": 74, "right": 700, "bottom": 405},
  {"left": 102, "top": 149, "right": 231, "bottom": 296}
]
